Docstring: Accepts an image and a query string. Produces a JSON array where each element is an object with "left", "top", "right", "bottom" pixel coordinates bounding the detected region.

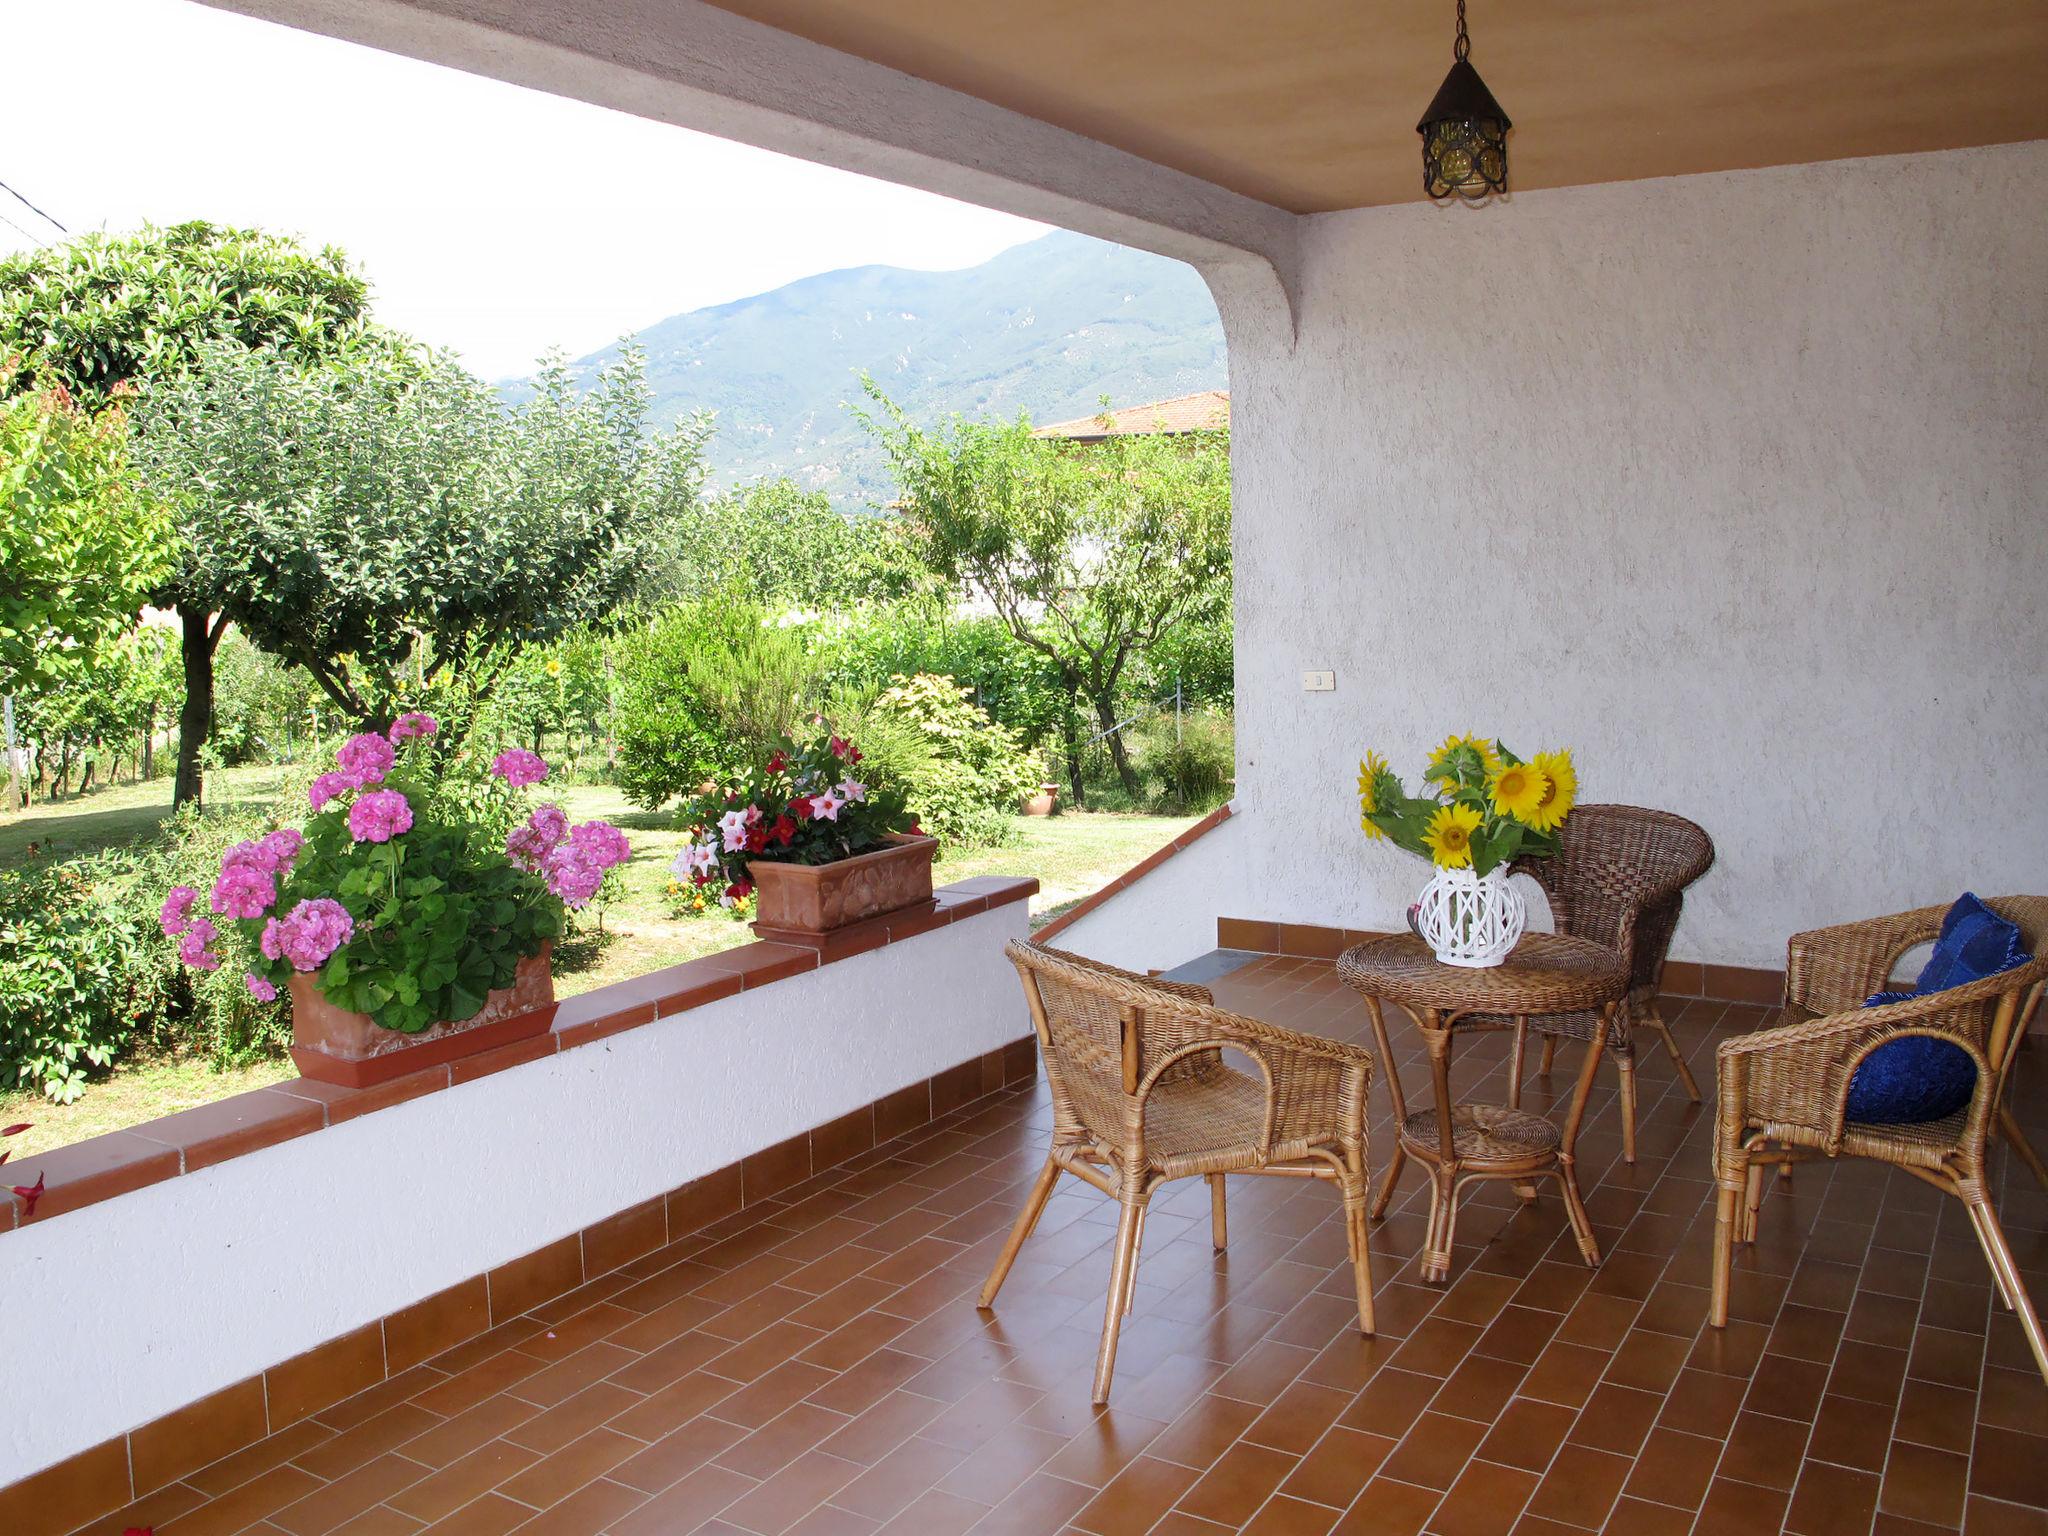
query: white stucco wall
[
  {"left": 0, "top": 903, "right": 1028, "bottom": 1487},
  {"left": 1214, "top": 142, "right": 2048, "bottom": 969},
  {"left": 1046, "top": 811, "right": 1247, "bottom": 972}
]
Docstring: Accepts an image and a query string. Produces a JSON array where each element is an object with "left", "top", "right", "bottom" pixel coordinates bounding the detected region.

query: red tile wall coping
[
  {"left": 1034, "top": 801, "right": 1235, "bottom": 943},
  {"left": 0, "top": 876, "right": 1038, "bottom": 1239},
  {"left": 0, "top": 1034, "right": 1041, "bottom": 1536},
  {"left": 1214, "top": 916, "right": 1792, "bottom": 1006}
]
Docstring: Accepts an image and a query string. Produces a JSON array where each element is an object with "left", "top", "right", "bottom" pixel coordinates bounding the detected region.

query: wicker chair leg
[
  {"left": 1371, "top": 1144, "right": 1407, "bottom": 1222},
  {"left": 1120, "top": 1201, "right": 1149, "bottom": 1320},
  {"left": 1540, "top": 1036, "right": 1558, "bottom": 1076},
  {"left": 1999, "top": 1106, "right": 2048, "bottom": 1193},
  {"left": 1742, "top": 1159, "right": 1768, "bottom": 1243},
  {"left": 1617, "top": 1049, "right": 1639, "bottom": 1165},
  {"left": 1344, "top": 1190, "right": 1376, "bottom": 1336},
  {"left": 1960, "top": 1187, "right": 2048, "bottom": 1384},
  {"left": 1093, "top": 1194, "right": 1147, "bottom": 1404},
  {"left": 979, "top": 1154, "right": 1061, "bottom": 1309},
  {"left": 1509, "top": 1020, "right": 1527, "bottom": 1109},
  {"left": 1643, "top": 1006, "right": 1703, "bottom": 1103},
  {"left": 1709, "top": 1183, "right": 1740, "bottom": 1327},
  {"left": 1208, "top": 1174, "right": 1228, "bottom": 1252}
]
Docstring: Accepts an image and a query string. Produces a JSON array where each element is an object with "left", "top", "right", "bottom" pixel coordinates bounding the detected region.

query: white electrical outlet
[{"left": 1301, "top": 671, "right": 1336, "bottom": 692}]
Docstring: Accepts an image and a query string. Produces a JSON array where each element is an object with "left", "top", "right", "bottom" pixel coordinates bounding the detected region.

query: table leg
[
  {"left": 1371, "top": 1143, "right": 1407, "bottom": 1221},
  {"left": 1509, "top": 1016, "right": 1527, "bottom": 1109},
  {"left": 1424, "top": 1165, "right": 1459, "bottom": 1283},
  {"left": 1556, "top": 1000, "right": 1614, "bottom": 1269}
]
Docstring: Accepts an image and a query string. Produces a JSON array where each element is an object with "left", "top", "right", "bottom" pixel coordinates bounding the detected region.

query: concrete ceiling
[{"left": 698, "top": 0, "right": 2048, "bottom": 213}]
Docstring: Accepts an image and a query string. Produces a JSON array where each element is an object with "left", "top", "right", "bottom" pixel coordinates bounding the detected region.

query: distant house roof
[{"left": 1033, "top": 389, "right": 1230, "bottom": 441}]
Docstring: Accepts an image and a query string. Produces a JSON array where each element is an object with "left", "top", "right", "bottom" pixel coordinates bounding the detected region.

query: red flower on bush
[
  {"left": 766, "top": 752, "right": 786, "bottom": 773},
  {"left": 768, "top": 815, "right": 797, "bottom": 847},
  {"left": 788, "top": 796, "right": 813, "bottom": 821}
]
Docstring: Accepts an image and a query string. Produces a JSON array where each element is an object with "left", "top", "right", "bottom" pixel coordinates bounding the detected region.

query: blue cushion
[{"left": 1845, "top": 894, "right": 2030, "bottom": 1125}]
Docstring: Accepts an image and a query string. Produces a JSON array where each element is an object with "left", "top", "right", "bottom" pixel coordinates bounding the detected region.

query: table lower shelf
[{"left": 1399, "top": 1103, "right": 1562, "bottom": 1164}]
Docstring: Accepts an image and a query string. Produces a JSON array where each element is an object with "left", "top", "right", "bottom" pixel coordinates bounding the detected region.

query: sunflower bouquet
[{"left": 1357, "top": 734, "right": 1576, "bottom": 875}]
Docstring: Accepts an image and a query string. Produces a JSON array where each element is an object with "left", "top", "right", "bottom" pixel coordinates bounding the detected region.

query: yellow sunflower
[
  {"left": 1526, "top": 749, "right": 1577, "bottom": 831},
  {"left": 1489, "top": 759, "right": 1550, "bottom": 822},
  {"left": 1356, "top": 751, "right": 1388, "bottom": 810},
  {"left": 1422, "top": 803, "right": 1484, "bottom": 868},
  {"left": 1425, "top": 732, "right": 1498, "bottom": 785}
]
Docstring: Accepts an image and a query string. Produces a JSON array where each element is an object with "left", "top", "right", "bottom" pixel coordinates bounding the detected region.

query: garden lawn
[{"left": 2, "top": 775, "right": 1198, "bottom": 1154}]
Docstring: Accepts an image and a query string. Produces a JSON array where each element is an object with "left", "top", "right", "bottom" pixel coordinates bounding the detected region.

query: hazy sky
[{"left": 0, "top": 0, "right": 1050, "bottom": 378}]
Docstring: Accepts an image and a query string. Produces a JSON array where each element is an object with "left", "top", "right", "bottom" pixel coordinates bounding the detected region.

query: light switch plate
[{"left": 1301, "top": 671, "right": 1336, "bottom": 692}]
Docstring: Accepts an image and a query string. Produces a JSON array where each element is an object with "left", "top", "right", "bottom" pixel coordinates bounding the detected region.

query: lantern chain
[{"left": 1454, "top": 0, "right": 1470, "bottom": 61}]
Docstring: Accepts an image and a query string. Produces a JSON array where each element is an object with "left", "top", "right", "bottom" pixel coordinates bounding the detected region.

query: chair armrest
[
  {"left": 1784, "top": 904, "right": 1947, "bottom": 1014},
  {"left": 1715, "top": 973, "right": 2030, "bottom": 1157}
]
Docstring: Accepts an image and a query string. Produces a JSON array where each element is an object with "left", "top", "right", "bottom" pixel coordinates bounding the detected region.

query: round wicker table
[{"left": 1337, "top": 932, "right": 1627, "bottom": 1283}]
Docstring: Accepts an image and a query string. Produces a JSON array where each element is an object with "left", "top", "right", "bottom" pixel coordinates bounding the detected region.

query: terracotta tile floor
[{"left": 96, "top": 953, "right": 2048, "bottom": 1536}]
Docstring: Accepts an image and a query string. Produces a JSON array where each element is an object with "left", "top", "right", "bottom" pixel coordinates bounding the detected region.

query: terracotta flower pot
[
  {"left": 1021, "top": 783, "right": 1061, "bottom": 817},
  {"left": 288, "top": 943, "right": 555, "bottom": 1089},
  {"left": 748, "top": 834, "right": 939, "bottom": 941}
]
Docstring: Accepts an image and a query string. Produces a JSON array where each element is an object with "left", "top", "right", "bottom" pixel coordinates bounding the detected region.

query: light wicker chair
[
  {"left": 981, "top": 939, "right": 1378, "bottom": 1404},
  {"left": 1502, "top": 804, "right": 1716, "bottom": 1163},
  {"left": 1709, "top": 897, "right": 2048, "bottom": 1382}
]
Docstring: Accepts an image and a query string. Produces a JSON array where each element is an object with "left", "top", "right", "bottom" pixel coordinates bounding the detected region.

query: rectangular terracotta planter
[
  {"left": 288, "top": 944, "right": 555, "bottom": 1089},
  {"left": 749, "top": 834, "right": 939, "bottom": 941}
]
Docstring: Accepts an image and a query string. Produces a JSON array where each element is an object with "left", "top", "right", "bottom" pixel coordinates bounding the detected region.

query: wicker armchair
[
  {"left": 1709, "top": 897, "right": 2048, "bottom": 1381},
  {"left": 981, "top": 940, "right": 1378, "bottom": 1403},
  {"left": 1502, "top": 804, "right": 1715, "bottom": 1163}
]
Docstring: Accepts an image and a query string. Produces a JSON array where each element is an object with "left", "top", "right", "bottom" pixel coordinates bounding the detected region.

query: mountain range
[{"left": 524, "top": 230, "right": 1227, "bottom": 506}]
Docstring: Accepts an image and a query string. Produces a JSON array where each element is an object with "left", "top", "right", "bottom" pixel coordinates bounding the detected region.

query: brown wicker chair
[
  {"left": 1709, "top": 897, "right": 2048, "bottom": 1382},
  {"left": 981, "top": 940, "right": 1378, "bottom": 1403},
  {"left": 1502, "top": 804, "right": 1716, "bottom": 1163}
]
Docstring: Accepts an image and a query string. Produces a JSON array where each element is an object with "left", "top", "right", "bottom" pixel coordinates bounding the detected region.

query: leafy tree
[
  {"left": 857, "top": 383, "right": 1232, "bottom": 800},
  {"left": 0, "top": 222, "right": 368, "bottom": 405},
  {"left": 0, "top": 386, "right": 174, "bottom": 698},
  {"left": 0, "top": 222, "right": 372, "bottom": 808},
  {"left": 133, "top": 343, "right": 710, "bottom": 757},
  {"left": 641, "top": 477, "right": 919, "bottom": 611}
]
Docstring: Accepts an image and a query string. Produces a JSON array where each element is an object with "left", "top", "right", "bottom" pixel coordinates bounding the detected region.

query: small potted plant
[
  {"left": 162, "top": 718, "right": 631, "bottom": 1085},
  {"left": 671, "top": 730, "right": 934, "bottom": 939},
  {"left": 1357, "top": 734, "right": 1575, "bottom": 967}
]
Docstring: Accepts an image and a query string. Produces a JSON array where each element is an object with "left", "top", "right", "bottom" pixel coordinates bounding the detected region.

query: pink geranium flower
[
  {"left": 336, "top": 732, "right": 397, "bottom": 787},
  {"left": 491, "top": 749, "right": 549, "bottom": 788},
  {"left": 177, "top": 919, "right": 222, "bottom": 971},
  {"left": 266, "top": 898, "right": 355, "bottom": 972},
  {"left": 159, "top": 885, "right": 199, "bottom": 938},
  {"left": 245, "top": 974, "right": 278, "bottom": 1002},
  {"left": 348, "top": 789, "right": 414, "bottom": 844},
  {"left": 308, "top": 771, "right": 354, "bottom": 813},
  {"left": 388, "top": 712, "right": 439, "bottom": 743},
  {"left": 568, "top": 820, "right": 630, "bottom": 870},
  {"left": 210, "top": 860, "right": 277, "bottom": 920}
]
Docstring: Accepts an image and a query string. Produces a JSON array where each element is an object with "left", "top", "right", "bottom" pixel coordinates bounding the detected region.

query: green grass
[{"left": 1, "top": 772, "right": 1195, "bottom": 1153}]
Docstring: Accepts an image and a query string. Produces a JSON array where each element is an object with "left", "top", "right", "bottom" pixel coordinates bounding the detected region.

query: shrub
[
  {"left": 854, "top": 674, "right": 1040, "bottom": 848},
  {"left": 1136, "top": 709, "right": 1235, "bottom": 813},
  {"left": 0, "top": 852, "right": 178, "bottom": 1100},
  {"left": 816, "top": 612, "right": 1068, "bottom": 751},
  {"left": 612, "top": 599, "right": 820, "bottom": 809}
]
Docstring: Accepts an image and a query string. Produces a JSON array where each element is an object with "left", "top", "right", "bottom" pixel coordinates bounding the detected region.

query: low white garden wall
[{"left": 0, "top": 899, "right": 1030, "bottom": 1488}]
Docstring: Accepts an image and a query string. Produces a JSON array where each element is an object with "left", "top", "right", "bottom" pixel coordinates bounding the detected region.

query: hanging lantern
[{"left": 1418, "top": 0, "right": 1511, "bottom": 203}]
